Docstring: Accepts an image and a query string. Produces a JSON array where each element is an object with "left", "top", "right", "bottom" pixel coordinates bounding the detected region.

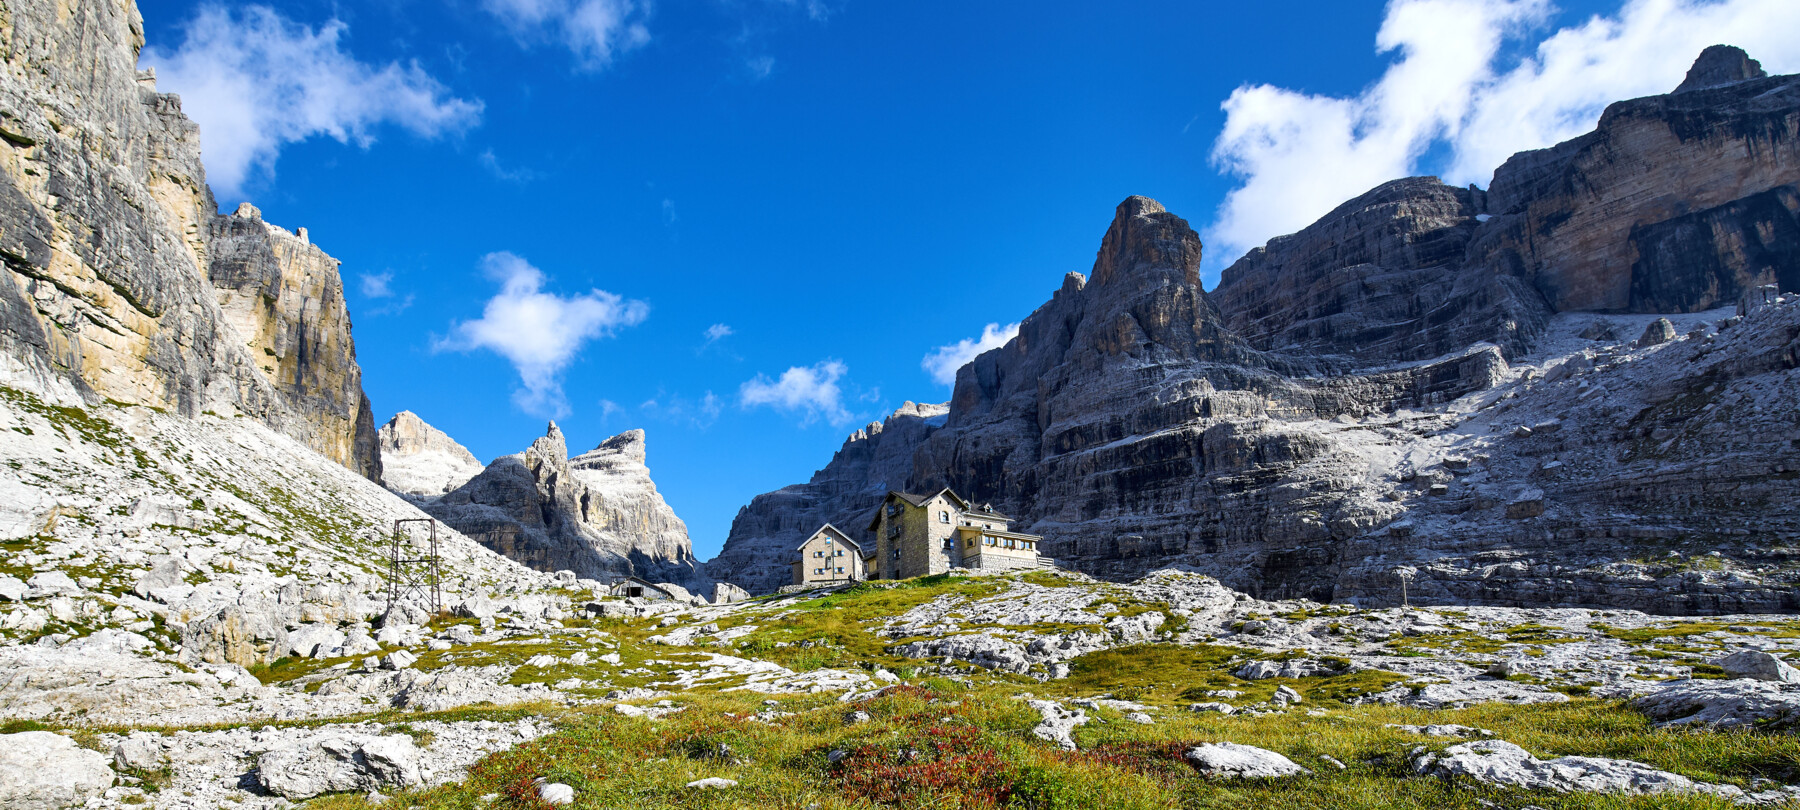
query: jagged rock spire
[{"left": 1676, "top": 45, "right": 1766, "bottom": 93}]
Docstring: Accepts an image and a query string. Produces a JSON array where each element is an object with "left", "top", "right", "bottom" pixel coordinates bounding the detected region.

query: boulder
[
  {"left": 538, "top": 781, "right": 575, "bottom": 805},
  {"left": 1183, "top": 743, "right": 1310, "bottom": 779},
  {"left": 0, "top": 575, "right": 26, "bottom": 602},
  {"left": 1717, "top": 650, "right": 1800, "bottom": 683},
  {"left": 112, "top": 735, "right": 168, "bottom": 771},
  {"left": 1026, "top": 699, "right": 1087, "bottom": 751},
  {"left": 285, "top": 623, "right": 348, "bottom": 658},
  {"left": 1637, "top": 318, "right": 1677, "bottom": 347},
  {"left": 0, "top": 731, "right": 114, "bottom": 810},
  {"left": 1633, "top": 679, "right": 1800, "bottom": 730},
  {"left": 25, "top": 571, "right": 79, "bottom": 598},
  {"left": 255, "top": 735, "right": 423, "bottom": 799},
  {"left": 1414, "top": 740, "right": 1742, "bottom": 799},
  {"left": 132, "top": 557, "right": 189, "bottom": 599}
]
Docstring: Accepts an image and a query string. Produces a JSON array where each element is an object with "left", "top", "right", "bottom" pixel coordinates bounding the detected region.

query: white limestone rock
[
  {"left": 378, "top": 411, "right": 486, "bottom": 498},
  {"left": 0, "top": 731, "right": 114, "bottom": 810},
  {"left": 1414, "top": 740, "right": 1745, "bottom": 799},
  {"left": 1183, "top": 743, "right": 1310, "bottom": 779},
  {"left": 1633, "top": 679, "right": 1800, "bottom": 730},
  {"left": 256, "top": 734, "right": 423, "bottom": 799},
  {"left": 1026, "top": 699, "right": 1087, "bottom": 751},
  {"left": 1718, "top": 650, "right": 1800, "bottom": 683}
]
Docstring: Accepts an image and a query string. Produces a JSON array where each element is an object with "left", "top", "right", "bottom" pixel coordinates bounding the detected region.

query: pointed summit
[
  {"left": 1090, "top": 195, "right": 1203, "bottom": 289},
  {"left": 1675, "top": 45, "right": 1766, "bottom": 93}
]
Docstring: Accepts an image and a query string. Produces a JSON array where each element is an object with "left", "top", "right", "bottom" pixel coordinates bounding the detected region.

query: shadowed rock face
[
  {"left": 714, "top": 49, "right": 1800, "bottom": 611},
  {"left": 0, "top": 0, "right": 381, "bottom": 480},
  {"left": 426, "top": 424, "right": 704, "bottom": 587}
]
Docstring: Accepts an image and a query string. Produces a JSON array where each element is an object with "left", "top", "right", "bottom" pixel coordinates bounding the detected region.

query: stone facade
[
  {"left": 869, "top": 490, "right": 1043, "bottom": 580},
  {"left": 791, "top": 525, "right": 863, "bottom": 586}
]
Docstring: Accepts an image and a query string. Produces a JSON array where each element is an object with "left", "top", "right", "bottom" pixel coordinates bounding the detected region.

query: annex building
[{"left": 791, "top": 524, "right": 865, "bottom": 586}]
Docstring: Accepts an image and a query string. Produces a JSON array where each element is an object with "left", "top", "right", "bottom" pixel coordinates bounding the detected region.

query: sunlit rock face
[
  {"left": 426, "top": 424, "right": 705, "bottom": 588},
  {"left": 714, "top": 49, "right": 1800, "bottom": 612},
  {"left": 378, "top": 411, "right": 486, "bottom": 498},
  {"left": 0, "top": 0, "right": 381, "bottom": 480}
]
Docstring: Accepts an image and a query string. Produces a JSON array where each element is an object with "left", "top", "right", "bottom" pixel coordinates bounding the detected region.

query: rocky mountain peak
[
  {"left": 1676, "top": 45, "right": 1767, "bottom": 93},
  {"left": 377, "top": 411, "right": 484, "bottom": 498},
  {"left": 582, "top": 429, "right": 648, "bottom": 465},
  {"left": 1089, "top": 195, "right": 1203, "bottom": 289},
  {"left": 525, "top": 422, "right": 568, "bottom": 471}
]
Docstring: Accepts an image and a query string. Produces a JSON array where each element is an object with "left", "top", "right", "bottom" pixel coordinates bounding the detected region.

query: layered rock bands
[{"left": 0, "top": 1, "right": 380, "bottom": 479}]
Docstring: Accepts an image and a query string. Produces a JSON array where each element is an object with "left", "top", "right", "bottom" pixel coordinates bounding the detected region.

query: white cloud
[
  {"left": 641, "top": 390, "right": 723, "bottom": 428},
  {"left": 142, "top": 5, "right": 482, "bottom": 200},
  {"left": 482, "top": 0, "right": 651, "bottom": 71},
  {"left": 740, "top": 360, "right": 852, "bottom": 425},
  {"left": 359, "top": 272, "right": 395, "bottom": 298},
  {"left": 921, "top": 322, "right": 1019, "bottom": 386},
  {"left": 435, "top": 252, "right": 648, "bottom": 417},
  {"left": 479, "top": 149, "right": 541, "bottom": 183},
  {"left": 1204, "top": 0, "right": 1800, "bottom": 266},
  {"left": 704, "top": 323, "right": 734, "bottom": 343}
]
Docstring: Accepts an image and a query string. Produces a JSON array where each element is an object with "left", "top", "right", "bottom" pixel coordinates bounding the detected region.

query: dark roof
[
  {"left": 794, "top": 523, "right": 861, "bottom": 552},
  {"left": 866, "top": 488, "right": 1007, "bottom": 530}
]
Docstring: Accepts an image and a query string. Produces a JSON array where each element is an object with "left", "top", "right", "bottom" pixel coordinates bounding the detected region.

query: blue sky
[{"left": 136, "top": 0, "right": 1797, "bottom": 559}]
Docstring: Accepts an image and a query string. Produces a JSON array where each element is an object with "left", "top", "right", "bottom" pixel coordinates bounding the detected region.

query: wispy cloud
[
  {"left": 661, "top": 198, "right": 679, "bottom": 225},
  {"left": 740, "top": 359, "right": 852, "bottom": 426},
  {"left": 357, "top": 271, "right": 414, "bottom": 315},
  {"left": 479, "top": 149, "right": 541, "bottom": 183},
  {"left": 435, "top": 252, "right": 648, "bottom": 417},
  {"left": 704, "top": 324, "right": 733, "bottom": 344},
  {"left": 641, "top": 390, "right": 723, "bottom": 428},
  {"left": 922, "top": 322, "right": 1019, "bottom": 386},
  {"left": 359, "top": 272, "right": 396, "bottom": 299},
  {"left": 1204, "top": 0, "right": 1800, "bottom": 266},
  {"left": 142, "top": 5, "right": 481, "bottom": 200},
  {"left": 480, "top": 0, "right": 651, "bottom": 71}
]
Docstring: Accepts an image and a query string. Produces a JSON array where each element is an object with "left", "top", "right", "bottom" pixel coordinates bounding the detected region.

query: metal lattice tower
[{"left": 385, "top": 518, "right": 443, "bottom": 621}]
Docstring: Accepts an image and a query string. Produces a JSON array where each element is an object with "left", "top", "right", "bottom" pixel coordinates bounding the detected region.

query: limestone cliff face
[
  {"left": 707, "top": 401, "right": 948, "bottom": 594},
  {"left": 0, "top": 0, "right": 380, "bottom": 480},
  {"left": 425, "top": 423, "right": 703, "bottom": 587},
  {"left": 1214, "top": 47, "right": 1799, "bottom": 365},
  {"left": 377, "top": 411, "right": 484, "bottom": 498},
  {"left": 1474, "top": 45, "right": 1799, "bottom": 315},
  {"left": 1213, "top": 178, "right": 1549, "bottom": 364},
  {"left": 909, "top": 197, "right": 1503, "bottom": 599}
]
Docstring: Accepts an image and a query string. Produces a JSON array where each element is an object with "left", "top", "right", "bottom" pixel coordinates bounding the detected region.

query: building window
[
  {"left": 940, "top": 511, "right": 950, "bottom": 523},
  {"left": 835, "top": 549, "right": 844, "bottom": 556},
  {"left": 836, "top": 567, "right": 844, "bottom": 573}
]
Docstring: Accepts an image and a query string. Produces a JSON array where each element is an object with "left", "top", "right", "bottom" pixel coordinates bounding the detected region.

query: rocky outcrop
[
  {"left": 0, "top": 0, "right": 380, "bottom": 479},
  {"left": 1215, "top": 48, "right": 1799, "bottom": 364},
  {"left": 1474, "top": 46, "right": 1799, "bottom": 314},
  {"left": 1213, "top": 178, "right": 1548, "bottom": 364},
  {"left": 379, "top": 411, "right": 485, "bottom": 498},
  {"left": 426, "top": 424, "right": 704, "bottom": 587},
  {"left": 707, "top": 401, "right": 948, "bottom": 594}
]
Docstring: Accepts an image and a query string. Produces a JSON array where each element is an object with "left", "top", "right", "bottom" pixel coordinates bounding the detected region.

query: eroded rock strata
[
  {"left": 0, "top": 0, "right": 380, "bottom": 479},
  {"left": 378, "top": 411, "right": 486, "bottom": 498},
  {"left": 712, "top": 50, "right": 1800, "bottom": 611},
  {"left": 425, "top": 423, "right": 705, "bottom": 587}
]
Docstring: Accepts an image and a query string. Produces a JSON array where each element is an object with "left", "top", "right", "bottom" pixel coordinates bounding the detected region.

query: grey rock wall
[
  {"left": 426, "top": 424, "right": 704, "bottom": 587},
  {"left": 0, "top": 0, "right": 381, "bottom": 480}
]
